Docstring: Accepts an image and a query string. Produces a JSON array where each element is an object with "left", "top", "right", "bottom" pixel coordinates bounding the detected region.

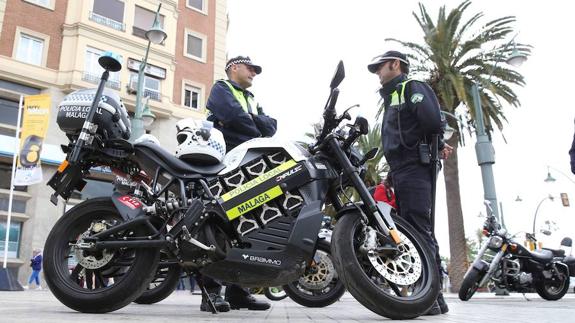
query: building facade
[{"left": 0, "top": 0, "right": 228, "bottom": 285}]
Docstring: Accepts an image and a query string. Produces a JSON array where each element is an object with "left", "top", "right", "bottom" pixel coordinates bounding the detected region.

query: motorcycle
[
  {"left": 459, "top": 201, "right": 571, "bottom": 301},
  {"left": 43, "top": 54, "right": 438, "bottom": 319}
]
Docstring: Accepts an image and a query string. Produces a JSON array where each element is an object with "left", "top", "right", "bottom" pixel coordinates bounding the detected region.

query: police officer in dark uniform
[
  {"left": 368, "top": 50, "right": 453, "bottom": 315},
  {"left": 207, "top": 56, "right": 277, "bottom": 152},
  {"left": 196, "top": 56, "right": 276, "bottom": 312}
]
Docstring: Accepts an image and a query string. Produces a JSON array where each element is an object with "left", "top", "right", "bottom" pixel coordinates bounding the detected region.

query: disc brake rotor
[
  {"left": 367, "top": 230, "right": 422, "bottom": 285},
  {"left": 74, "top": 226, "right": 115, "bottom": 270},
  {"left": 298, "top": 250, "right": 336, "bottom": 290}
]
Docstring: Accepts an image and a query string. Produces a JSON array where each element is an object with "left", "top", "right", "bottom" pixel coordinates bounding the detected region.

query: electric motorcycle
[
  {"left": 459, "top": 201, "right": 571, "bottom": 301},
  {"left": 43, "top": 53, "right": 438, "bottom": 319}
]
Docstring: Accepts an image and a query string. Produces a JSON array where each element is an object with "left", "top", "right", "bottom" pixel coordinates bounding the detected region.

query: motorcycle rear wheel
[
  {"left": 44, "top": 197, "right": 160, "bottom": 313},
  {"left": 283, "top": 243, "right": 345, "bottom": 307},
  {"left": 535, "top": 266, "right": 570, "bottom": 300},
  {"left": 332, "top": 212, "right": 438, "bottom": 320},
  {"left": 458, "top": 267, "right": 484, "bottom": 301}
]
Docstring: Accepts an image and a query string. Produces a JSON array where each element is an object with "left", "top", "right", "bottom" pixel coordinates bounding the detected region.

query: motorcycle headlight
[{"left": 488, "top": 236, "right": 503, "bottom": 249}]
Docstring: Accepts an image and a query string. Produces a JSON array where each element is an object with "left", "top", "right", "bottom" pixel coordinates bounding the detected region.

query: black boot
[
  {"left": 225, "top": 285, "right": 270, "bottom": 311},
  {"left": 437, "top": 293, "right": 449, "bottom": 314},
  {"left": 200, "top": 293, "right": 230, "bottom": 312},
  {"left": 424, "top": 301, "right": 441, "bottom": 316}
]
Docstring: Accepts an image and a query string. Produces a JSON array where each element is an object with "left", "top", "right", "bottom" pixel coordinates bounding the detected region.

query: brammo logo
[{"left": 241, "top": 254, "right": 282, "bottom": 266}]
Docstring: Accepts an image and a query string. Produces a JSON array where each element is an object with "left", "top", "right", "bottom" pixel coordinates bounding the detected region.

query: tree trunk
[{"left": 443, "top": 133, "right": 469, "bottom": 292}]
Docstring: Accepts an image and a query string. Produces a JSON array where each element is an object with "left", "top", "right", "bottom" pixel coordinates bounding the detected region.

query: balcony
[
  {"left": 89, "top": 11, "right": 125, "bottom": 32},
  {"left": 144, "top": 89, "right": 161, "bottom": 102},
  {"left": 82, "top": 72, "right": 121, "bottom": 90}
]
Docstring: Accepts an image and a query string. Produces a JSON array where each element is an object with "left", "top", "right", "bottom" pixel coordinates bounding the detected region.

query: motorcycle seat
[
  {"left": 542, "top": 247, "right": 565, "bottom": 257},
  {"left": 529, "top": 249, "right": 554, "bottom": 262},
  {"left": 134, "top": 141, "right": 225, "bottom": 176},
  {"left": 564, "top": 255, "right": 575, "bottom": 265}
]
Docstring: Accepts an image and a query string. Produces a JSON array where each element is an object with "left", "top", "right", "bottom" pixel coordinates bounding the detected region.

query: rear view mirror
[
  {"left": 330, "top": 61, "right": 345, "bottom": 89},
  {"left": 355, "top": 116, "right": 369, "bottom": 135},
  {"left": 99, "top": 51, "right": 122, "bottom": 72}
]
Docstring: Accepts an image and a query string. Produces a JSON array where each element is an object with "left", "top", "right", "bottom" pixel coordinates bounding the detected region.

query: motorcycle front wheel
[
  {"left": 332, "top": 212, "right": 439, "bottom": 320},
  {"left": 283, "top": 242, "right": 345, "bottom": 307},
  {"left": 43, "top": 197, "right": 160, "bottom": 313},
  {"left": 458, "top": 267, "right": 485, "bottom": 301}
]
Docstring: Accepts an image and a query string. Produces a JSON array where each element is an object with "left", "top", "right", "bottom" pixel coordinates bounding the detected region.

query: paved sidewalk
[{"left": 0, "top": 290, "right": 573, "bottom": 322}]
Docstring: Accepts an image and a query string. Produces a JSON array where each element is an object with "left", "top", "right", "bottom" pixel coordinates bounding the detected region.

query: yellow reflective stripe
[
  {"left": 222, "top": 80, "right": 249, "bottom": 113},
  {"left": 389, "top": 80, "right": 414, "bottom": 107},
  {"left": 226, "top": 185, "right": 284, "bottom": 220},
  {"left": 220, "top": 159, "right": 297, "bottom": 202}
]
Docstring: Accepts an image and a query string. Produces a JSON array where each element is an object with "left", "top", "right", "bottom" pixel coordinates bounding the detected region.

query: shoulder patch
[{"left": 410, "top": 93, "right": 424, "bottom": 104}]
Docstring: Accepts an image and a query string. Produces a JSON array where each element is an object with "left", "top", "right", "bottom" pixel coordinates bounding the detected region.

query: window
[
  {"left": 130, "top": 73, "right": 161, "bottom": 101},
  {"left": 133, "top": 6, "right": 165, "bottom": 40},
  {"left": 0, "top": 221, "right": 22, "bottom": 258},
  {"left": 24, "top": 0, "right": 52, "bottom": 9},
  {"left": 16, "top": 33, "right": 44, "bottom": 66},
  {"left": 82, "top": 47, "right": 121, "bottom": 90},
  {"left": 183, "top": 84, "right": 201, "bottom": 110},
  {"left": 0, "top": 198, "right": 26, "bottom": 213},
  {"left": 90, "top": 0, "right": 125, "bottom": 31},
  {"left": 0, "top": 164, "right": 27, "bottom": 192},
  {"left": 0, "top": 98, "right": 19, "bottom": 128},
  {"left": 184, "top": 30, "right": 206, "bottom": 62},
  {"left": 187, "top": 0, "right": 206, "bottom": 13}
]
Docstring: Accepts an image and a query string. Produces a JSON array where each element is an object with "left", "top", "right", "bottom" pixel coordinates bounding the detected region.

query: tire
[
  {"left": 43, "top": 197, "right": 160, "bottom": 313},
  {"left": 458, "top": 267, "right": 484, "bottom": 301},
  {"left": 331, "top": 212, "right": 439, "bottom": 320},
  {"left": 134, "top": 263, "right": 183, "bottom": 304},
  {"left": 283, "top": 242, "right": 346, "bottom": 307},
  {"left": 264, "top": 286, "right": 288, "bottom": 301},
  {"left": 535, "top": 266, "right": 570, "bottom": 300}
]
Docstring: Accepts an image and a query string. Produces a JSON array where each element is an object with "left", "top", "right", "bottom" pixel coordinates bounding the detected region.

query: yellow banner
[
  {"left": 226, "top": 185, "right": 284, "bottom": 220},
  {"left": 14, "top": 94, "right": 51, "bottom": 185}
]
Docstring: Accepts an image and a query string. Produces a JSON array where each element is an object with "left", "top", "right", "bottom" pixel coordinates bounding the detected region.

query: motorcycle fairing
[
  {"left": 219, "top": 159, "right": 310, "bottom": 220},
  {"left": 200, "top": 201, "right": 324, "bottom": 287},
  {"left": 219, "top": 138, "right": 309, "bottom": 175},
  {"left": 111, "top": 191, "right": 145, "bottom": 221}
]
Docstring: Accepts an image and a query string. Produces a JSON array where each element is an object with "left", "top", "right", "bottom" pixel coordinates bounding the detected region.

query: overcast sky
[{"left": 226, "top": 0, "right": 575, "bottom": 257}]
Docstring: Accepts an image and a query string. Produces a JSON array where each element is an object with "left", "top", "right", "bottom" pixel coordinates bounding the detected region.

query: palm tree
[
  {"left": 385, "top": 0, "right": 531, "bottom": 292},
  {"left": 357, "top": 124, "right": 388, "bottom": 188}
]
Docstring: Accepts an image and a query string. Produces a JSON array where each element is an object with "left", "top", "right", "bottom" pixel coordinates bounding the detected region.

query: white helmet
[{"left": 174, "top": 118, "right": 226, "bottom": 165}]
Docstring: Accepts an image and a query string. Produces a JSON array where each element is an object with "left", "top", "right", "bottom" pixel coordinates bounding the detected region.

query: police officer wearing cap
[
  {"left": 206, "top": 56, "right": 277, "bottom": 152},
  {"left": 197, "top": 56, "right": 274, "bottom": 312},
  {"left": 368, "top": 50, "right": 453, "bottom": 315}
]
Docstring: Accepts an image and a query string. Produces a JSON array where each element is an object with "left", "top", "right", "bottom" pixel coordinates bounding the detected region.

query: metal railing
[
  {"left": 82, "top": 72, "right": 121, "bottom": 90},
  {"left": 89, "top": 11, "right": 125, "bottom": 32},
  {"left": 144, "top": 89, "right": 161, "bottom": 101}
]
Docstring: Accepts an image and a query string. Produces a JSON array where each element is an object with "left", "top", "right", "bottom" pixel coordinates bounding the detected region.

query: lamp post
[
  {"left": 533, "top": 194, "right": 554, "bottom": 237},
  {"left": 544, "top": 165, "right": 575, "bottom": 185},
  {"left": 131, "top": 3, "right": 166, "bottom": 141},
  {"left": 472, "top": 33, "right": 527, "bottom": 225}
]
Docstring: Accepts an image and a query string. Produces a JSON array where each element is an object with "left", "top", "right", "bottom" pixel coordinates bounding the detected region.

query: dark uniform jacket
[
  {"left": 570, "top": 119, "right": 575, "bottom": 174},
  {"left": 380, "top": 74, "right": 444, "bottom": 169},
  {"left": 206, "top": 80, "right": 277, "bottom": 151}
]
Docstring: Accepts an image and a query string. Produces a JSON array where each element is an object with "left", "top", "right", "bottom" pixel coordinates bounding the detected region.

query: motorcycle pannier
[{"left": 57, "top": 88, "right": 131, "bottom": 140}]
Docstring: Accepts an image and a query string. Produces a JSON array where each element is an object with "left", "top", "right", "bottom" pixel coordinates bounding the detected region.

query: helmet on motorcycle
[{"left": 174, "top": 118, "right": 226, "bottom": 165}]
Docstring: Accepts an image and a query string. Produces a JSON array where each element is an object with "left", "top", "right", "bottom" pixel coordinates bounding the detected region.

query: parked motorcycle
[
  {"left": 459, "top": 201, "right": 571, "bottom": 301},
  {"left": 43, "top": 54, "right": 438, "bottom": 319}
]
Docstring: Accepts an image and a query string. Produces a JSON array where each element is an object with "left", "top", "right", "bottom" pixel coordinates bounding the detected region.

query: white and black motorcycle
[{"left": 43, "top": 54, "right": 438, "bottom": 319}]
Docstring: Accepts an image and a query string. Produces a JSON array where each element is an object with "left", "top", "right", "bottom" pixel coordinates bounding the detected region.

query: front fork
[
  {"left": 477, "top": 244, "right": 507, "bottom": 287},
  {"left": 327, "top": 137, "right": 400, "bottom": 244}
]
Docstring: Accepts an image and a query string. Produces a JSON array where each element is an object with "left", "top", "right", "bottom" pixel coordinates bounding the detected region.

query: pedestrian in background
[{"left": 24, "top": 249, "right": 42, "bottom": 290}]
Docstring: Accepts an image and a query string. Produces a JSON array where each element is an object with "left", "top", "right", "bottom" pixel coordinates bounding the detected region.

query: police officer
[
  {"left": 368, "top": 50, "right": 453, "bottom": 315},
  {"left": 207, "top": 56, "right": 277, "bottom": 152},
  {"left": 197, "top": 56, "right": 275, "bottom": 312}
]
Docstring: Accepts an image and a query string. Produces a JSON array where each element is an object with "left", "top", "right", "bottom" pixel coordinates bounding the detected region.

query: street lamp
[
  {"left": 473, "top": 33, "right": 528, "bottom": 225},
  {"left": 533, "top": 194, "right": 554, "bottom": 237},
  {"left": 544, "top": 165, "right": 575, "bottom": 185},
  {"left": 131, "top": 3, "right": 166, "bottom": 141}
]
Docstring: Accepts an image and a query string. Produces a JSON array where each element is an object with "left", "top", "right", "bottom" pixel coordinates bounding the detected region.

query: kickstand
[
  {"left": 522, "top": 293, "right": 531, "bottom": 301},
  {"left": 194, "top": 272, "right": 218, "bottom": 314}
]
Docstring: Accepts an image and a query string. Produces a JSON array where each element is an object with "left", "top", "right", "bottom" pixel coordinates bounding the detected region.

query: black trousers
[
  {"left": 198, "top": 274, "right": 249, "bottom": 298},
  {"left": 391, "top": 163, "right": 442, "bottom": 286}
]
